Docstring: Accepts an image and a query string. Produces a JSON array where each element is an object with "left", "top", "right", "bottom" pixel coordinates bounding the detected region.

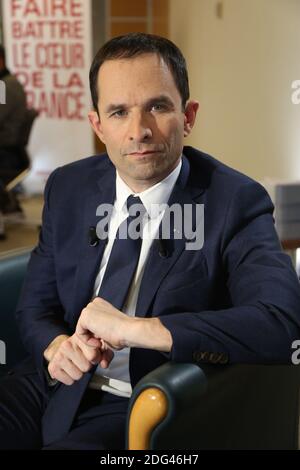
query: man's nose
[{"left": 128, "top": 112, "right": 152, "bottom": 142}]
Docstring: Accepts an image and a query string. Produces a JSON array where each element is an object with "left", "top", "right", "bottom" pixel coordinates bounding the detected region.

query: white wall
[{"left": 170, "top": 0, "right": 300, "bottom": 181}]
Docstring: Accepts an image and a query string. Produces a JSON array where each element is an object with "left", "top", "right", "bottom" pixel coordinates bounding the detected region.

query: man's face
[{"left": 89, "top": 53, "right": 198, "bottom": 192}]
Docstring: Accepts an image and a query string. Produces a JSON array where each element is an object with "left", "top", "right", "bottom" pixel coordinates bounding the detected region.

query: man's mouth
[{"left": 128, "top": 150, "right": 160, "bottom": 156}]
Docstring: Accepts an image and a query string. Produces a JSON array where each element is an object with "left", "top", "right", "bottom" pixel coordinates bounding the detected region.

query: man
[
  {"left": 0, "top": 33, "right": 299, "bottom": 450},
  {"left": 0, "top": 45, "right": 27, "bottom": 239}
]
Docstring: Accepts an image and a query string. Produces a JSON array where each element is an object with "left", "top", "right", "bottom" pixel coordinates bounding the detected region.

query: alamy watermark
[
  {"left": 0, "top": 340, "right": 6, "bottom": 365},
  {"left": 291, "top": 80, "right": 300, "bottom": 104},
  {"left": 291, "top": 340, "right": 300, "bottom": 364},
  {"left": 95, "top": 202, "right": 205, "bottom": 251},
  {"left": 0, "top": 80, "right": 6, "bottom": 104}
]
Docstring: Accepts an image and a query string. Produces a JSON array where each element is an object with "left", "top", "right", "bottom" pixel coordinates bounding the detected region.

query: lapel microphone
[
  {"left": 157, "top": 238, "right": 169, "bottom": 258},
  {"left": 89, "top": 226, "right": 99, "bottom": 247}
]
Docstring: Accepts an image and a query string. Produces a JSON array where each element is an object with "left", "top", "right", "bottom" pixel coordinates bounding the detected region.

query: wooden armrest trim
[{"left": 128, "top": 387, "right": 168, "bottom": 450}]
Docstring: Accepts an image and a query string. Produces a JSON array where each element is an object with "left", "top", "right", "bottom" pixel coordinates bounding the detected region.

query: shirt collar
[{"left": 115, "top": 157, "right": 182, "bottom": 219}]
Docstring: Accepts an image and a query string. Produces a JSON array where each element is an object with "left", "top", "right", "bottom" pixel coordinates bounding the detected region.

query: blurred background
[{"left": 0, "top": 0, "right": 299, "bottom": 272}]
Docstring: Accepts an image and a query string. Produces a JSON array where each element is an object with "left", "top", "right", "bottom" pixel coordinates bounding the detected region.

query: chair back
[{"left": 0, "top": 248, "right": 31, "bottom": 375}]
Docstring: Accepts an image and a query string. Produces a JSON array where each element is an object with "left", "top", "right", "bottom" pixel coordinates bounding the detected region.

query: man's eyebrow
[
  {"left": 104, "top": 95, "right": 175, "bottom": 114},
  {"left": 145, "top": 95, "right": 175, "bottom": 108},
  {"left": 105, "top": 103, "right": 127, "bottom": 114}
]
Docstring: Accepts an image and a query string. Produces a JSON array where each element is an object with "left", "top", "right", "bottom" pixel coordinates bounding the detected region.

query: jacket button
[
  {"left": 218, "top": 353, "right": 229, "bottom": 364},
  {"left": 208, "top": 352, "right": 220, "bottom": 363},
  {"left": 193, "top": 351, "right": 209, "bottom": 362}
]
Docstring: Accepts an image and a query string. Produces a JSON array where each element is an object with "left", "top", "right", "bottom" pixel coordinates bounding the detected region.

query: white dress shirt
[{"left": 89, "top": 158, "right": 182, "bottom": 397}]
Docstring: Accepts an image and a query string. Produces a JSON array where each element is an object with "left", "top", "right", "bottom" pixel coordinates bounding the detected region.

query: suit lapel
[
  {"left": 42, "top": 366, "right": 96, "bottom": 445},
  {"left": 43, "top": 162, "right": 117, "bottom": 445},
  {"left": 70, "top": 163, "right": 116, "bottom": 329},
  {"left": 135, "top": 155, "right": 205, "bottom": 318}
]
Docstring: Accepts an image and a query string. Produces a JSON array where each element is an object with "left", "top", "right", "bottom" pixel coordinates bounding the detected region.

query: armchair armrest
[
  {"left": 127, "top": 362, "right": 300, "bottom": 450},
  {"left": 0, "top": 248, "right": 31, "bottom": 375}
]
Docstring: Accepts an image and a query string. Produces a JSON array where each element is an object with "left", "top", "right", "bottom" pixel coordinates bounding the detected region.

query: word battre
[
  {"left": 12, "top": 19, "right": 84, "bottom": 40},
  {"left": 100, "top": 454, "right": 199, "bottom": 467},
  {"left": 0, "top": 340, "right": 6, "bottom": 365},
  {"left": 0, "top": 80, "right": 5, "bottom": 104},
  {"left": 96, "top": 203, "right": 205, "bottom": 251},
  {"left": 291, "top": 80, "right": 300, "bottom": 104}
]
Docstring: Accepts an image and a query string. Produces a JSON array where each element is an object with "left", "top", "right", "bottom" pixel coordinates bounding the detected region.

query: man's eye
[
  {"left": 111, "top": 110, "right": 127, "bottom": 117},
  {"left": 151, "top": 104, "right": 165, "bottom": 111},
  {"left": 151, "top": 103, "right": 171, "bottom": 113}
]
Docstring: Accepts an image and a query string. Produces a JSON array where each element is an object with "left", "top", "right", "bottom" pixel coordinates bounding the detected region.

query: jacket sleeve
[
  {"left": 160, "top": 180, "right": 300, "bottom": 364},
  {"left": 16, "top": 168, "right": 72, "bottom": 372},
  {"left": 0, "top": 76, "right": 27, "bottom": 146}
]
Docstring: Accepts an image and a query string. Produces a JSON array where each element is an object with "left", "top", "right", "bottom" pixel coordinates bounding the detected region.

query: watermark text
[
  {"left": 0, "top": 340, "right": 6, "bottom": 365},
  {"left": 291, "top": 80, "right": 300, "bottom": 104},
  {"left": 95, "top": 203, "right": 205, "bottom": 251},
  {"left": 0, "top": 80, "right": 6, "bottom": 104}
]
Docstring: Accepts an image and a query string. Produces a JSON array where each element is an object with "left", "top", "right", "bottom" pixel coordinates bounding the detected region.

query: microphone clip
[
  {"left": 157, "top": 238, "right": 169, "bottom": 258},
  {"left": 89, "top": 226, "right": 99, "bottom": 247}
]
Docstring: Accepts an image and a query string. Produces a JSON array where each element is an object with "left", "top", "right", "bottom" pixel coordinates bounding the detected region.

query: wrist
[{"left": 124, "top": 317, "right": 173, "bottom": 352}]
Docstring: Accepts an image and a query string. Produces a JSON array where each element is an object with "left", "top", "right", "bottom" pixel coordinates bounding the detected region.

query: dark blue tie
[{"left": 98, "top": 195, "right": 146, "bottom": 309}]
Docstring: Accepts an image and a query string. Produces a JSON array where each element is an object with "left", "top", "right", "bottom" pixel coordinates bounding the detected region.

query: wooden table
[{"left": 281, "top": 239, "right": 300, "bottom": 251}]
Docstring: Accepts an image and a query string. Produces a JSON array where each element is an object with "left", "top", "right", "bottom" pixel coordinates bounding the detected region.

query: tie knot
[{"left": 126, "top": 195, "right": 146, "bottom": 218}]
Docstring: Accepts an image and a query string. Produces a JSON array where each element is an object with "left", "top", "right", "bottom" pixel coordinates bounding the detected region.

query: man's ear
[
  {"left": 88, "top": 110, "right": 106, "bottom": 144},
  {"left": 183, "top": 100, "right": 199, "bottom": 137}
]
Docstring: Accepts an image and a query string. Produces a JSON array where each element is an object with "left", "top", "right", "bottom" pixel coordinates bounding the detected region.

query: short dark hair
[
  {"left": 0, "top": 45, "right": 5, "bottom": 63},
  {"left": 89, "top": 33, "right": 190, "bottom": 112}
]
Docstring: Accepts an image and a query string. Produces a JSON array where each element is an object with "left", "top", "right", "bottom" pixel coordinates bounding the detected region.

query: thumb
[
  {"left": 99, "top": 348, "right": 114, "bottom": 369},
  {"left": 76, "top": 324, "right": 100, "bottom": 348}
]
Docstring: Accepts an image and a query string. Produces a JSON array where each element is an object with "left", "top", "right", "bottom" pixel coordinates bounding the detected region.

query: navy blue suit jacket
[{"left": 16, "top": 146, "right": 300, "bottom": 444}]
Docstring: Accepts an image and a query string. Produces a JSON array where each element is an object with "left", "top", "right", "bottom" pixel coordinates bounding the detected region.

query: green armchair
[{"left": 0, "top": 248, "right": 299, "bottom": 449}]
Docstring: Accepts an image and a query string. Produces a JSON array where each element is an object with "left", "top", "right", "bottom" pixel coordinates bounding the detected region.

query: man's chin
[{"left": 133, "top": 164, "right": 173, "bottom": 182}]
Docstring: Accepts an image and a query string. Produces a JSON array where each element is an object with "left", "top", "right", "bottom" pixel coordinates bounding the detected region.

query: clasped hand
[{"left": 46, "top": 297, "right": 129, "bottom": 385}]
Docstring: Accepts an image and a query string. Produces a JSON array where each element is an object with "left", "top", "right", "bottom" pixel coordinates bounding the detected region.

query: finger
[
  {"left": 86, "top": 336, "right": 102, "bottom": 348},
  {"left": 99, "top": 348, "right": 114, "bottom": 369},
  {"left": 75, "top": 328, "right": 93, "bottom": 345},
  {"left": 75, "top": 333, "right": 102, "bottom": 351},
  {"left": 75, "top": 309, "right": 91, "bottom": 339},
  {"left": 76, "top": 337, "right": 103, "bottom": 364},
  {"left": 61, "top": 338, "right": 92, "bottom": 373},
  {"left": 99, "top": 339, "right": 114, "bottom": 367},
  {"left": 61, "top": 361, "right": 83, "bottom": 380},
  {"left": 57, "top": 356, "right": 84, "bottom": 381},
  {"left": 75, "top": 322, "right": 97, "bottom": 347},
  {"left": 51, "top": 368, "right": 75, "bottom": 386},
  {"left": 48, "top": 361, "right": 75, "bottom": 386},
  {"left": 81, "top": 346, "right": 103, "bottom": 365}
]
